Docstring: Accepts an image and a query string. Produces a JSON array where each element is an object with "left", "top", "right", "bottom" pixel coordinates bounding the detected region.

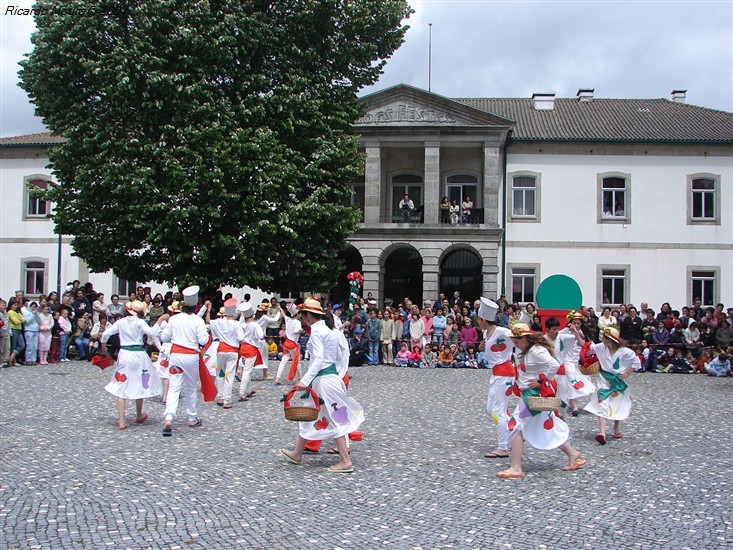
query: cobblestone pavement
[{"left": 1, "top": 361, "right": 731, "bottom": 549}]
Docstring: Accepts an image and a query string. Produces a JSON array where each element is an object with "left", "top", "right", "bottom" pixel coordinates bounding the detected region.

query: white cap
[
  {"left": 224, "top": 298, "right": 238, "bottom": 317},
  {"left": 182, "top": 285, "right": 199, "bottom": 306},
  {"left": 237, "top": 301, "right": 254, "bottom": 318},
  {"left": 478, "top": 297, "right": 499, "bottom": 322}
]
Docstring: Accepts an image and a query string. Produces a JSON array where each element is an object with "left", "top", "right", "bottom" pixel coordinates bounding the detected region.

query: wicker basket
[
  {"left": 283, "top": 386, "right": 320, "bottom": 422},
  {"left": 526, "top": 396, "right": 561, "bottom": 412},
  {"left": 579, "top": 361, "right": 601, "bottom": 376}
]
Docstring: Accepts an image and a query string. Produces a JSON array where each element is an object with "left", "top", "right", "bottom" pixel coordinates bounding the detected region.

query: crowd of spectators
[{"left": 2, "top": 283, "right": 731, "bottom": 378}]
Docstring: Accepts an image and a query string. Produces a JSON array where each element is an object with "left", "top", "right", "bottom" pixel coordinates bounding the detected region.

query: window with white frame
[
  {"left": 601, "top": 268, "right": 627, "bottom": 306},
  {"left": 601, "top": 176, "right": 627, "bottom": 220},
  {"left": 24, "top": 176, "right": 51, "bottom": 219},
  {"left": 23, "top": 260, "right": 47, "bottom": 296},
  {"left": 511, "top": 175, "right": 537, "bottom": 218},
  {"left": 511, "top": 267, "right": 536, "bottom": 304},
  {"left": 689, "top": 269, "right": 717, "bottom": 307},
  {"left": 688, "top": 175, "right": 720, "bottom": 224}
]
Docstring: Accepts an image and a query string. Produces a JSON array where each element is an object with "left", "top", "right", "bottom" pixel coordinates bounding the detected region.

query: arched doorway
[
  {"left": 383, "top": 247, "right": 423, "bottom": 307},
  {"left": 440, "top": 249, "right": 482, "bottom": 306},
  {"left": 329, "top": 246, "right": 363, "bottom": 305}
]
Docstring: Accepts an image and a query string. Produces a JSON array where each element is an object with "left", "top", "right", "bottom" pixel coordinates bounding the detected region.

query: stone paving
[{"left": 1, "top": 361, "right": 731, "bottom": 549}]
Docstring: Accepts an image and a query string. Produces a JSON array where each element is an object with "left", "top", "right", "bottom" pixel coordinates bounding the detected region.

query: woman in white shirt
[{"left": 597, "top": 307, "right": 618, "bottom": 331}]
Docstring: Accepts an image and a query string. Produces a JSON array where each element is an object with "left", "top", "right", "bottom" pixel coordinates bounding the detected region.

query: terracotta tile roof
[
  {"left": 0, "top": 131, "right": 65, "bottom": 146},
  {"left": 454, "top": 97, "right": 733, "bottom": 143}
]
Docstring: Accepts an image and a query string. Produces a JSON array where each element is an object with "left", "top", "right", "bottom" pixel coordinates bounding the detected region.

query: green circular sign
[{"left": 536, "top": 274, "right": 583, "bottom": 309}]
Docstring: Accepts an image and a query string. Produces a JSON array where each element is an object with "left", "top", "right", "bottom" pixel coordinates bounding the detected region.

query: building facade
[{"left": 2, "top": 84, "right": 732, "bottom": 310}]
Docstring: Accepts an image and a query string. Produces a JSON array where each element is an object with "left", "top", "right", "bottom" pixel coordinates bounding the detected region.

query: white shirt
[
  {"left": 160, "top": 312, "right": 209, "bottom": 349},
  {"left": 300, "top": 320, "right": 342, "bottom": 386},
  {"left": 590, "top": 342, "right": 641, "bottom": 374},
  {"left": 101, "top": 315, "right": 152, "bottom": 346},
  {"left": 516, "top": 345, "right": 561, "bottom": 390},
  {"left": 210, "top": 317, "right": 245, "bottom": 348},
  {"left": 284, "top": 316, "right": 302, "bottom": 342}
]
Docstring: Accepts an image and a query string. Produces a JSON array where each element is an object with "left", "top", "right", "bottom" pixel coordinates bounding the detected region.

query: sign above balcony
[{"left": 356, "top": 102, "right": 457, "bottom": 125}]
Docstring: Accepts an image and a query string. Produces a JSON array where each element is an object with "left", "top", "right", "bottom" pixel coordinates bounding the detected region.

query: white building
[{"left": 2, "top": 84, "right": 731, "bottom": 311}]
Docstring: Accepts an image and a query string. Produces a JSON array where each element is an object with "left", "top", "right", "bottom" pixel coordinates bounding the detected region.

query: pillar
[
  {"left": 364, "top": 143, "right": 381, "bottom": 224},
  {"left": 423, "top": 142, "right": 440, "bottom": 225}
]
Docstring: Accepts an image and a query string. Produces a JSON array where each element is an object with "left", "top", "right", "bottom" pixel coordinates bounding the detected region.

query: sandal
[
  {"left": 117, "top": 424, "right": 129, "bottom": 431},
  {"left": 594, "top": 433, "right": 607, "bottom": 445},
  {"left": 188, "top": 418, "right": 203, "bottom": 428},
  {"left": 562, "top": 457, "right": 587, "bottom": 471},
  {"left": 496, "top": 470, "right": 525, "bottom": 479},
  {"left": 613, "top": 433, "right": 623, "bottom": 439},
  {"left": 134, "top": 413, "right": 149, "bottom": 424},
  {"left": 162, "top": 425, "right": 172, "bottom": 437}
]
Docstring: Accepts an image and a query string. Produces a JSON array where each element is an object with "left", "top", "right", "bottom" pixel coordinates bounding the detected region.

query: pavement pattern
[{"left": 1, "top": 361, "right": 731, "bottom": 549}]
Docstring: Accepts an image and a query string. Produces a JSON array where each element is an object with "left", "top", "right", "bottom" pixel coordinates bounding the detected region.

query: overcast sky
[{"left": 1, "top": 0, "right": 731, "bottom": 138}]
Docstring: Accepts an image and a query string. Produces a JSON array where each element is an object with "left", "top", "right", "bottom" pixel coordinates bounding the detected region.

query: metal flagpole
[{"left": 428, "top": 23, "right": 432, "bottom": 92}]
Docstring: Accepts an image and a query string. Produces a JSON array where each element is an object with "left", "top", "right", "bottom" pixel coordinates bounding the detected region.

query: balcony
[{"left": 376, "top": 208, "right": 485, "bottom": 225}]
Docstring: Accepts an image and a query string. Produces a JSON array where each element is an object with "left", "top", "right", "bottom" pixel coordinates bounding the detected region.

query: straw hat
[
  {"left": 566, "top": 310, "right": 585, "bottom": 323},
  {"left": 509, "top": 322, "right": 532, "bottom": 338},
  {"left": 300, "top": 298, "right": 326, "bottom": 316},
  {"left": 168, "top": 300, "right": 184, "bottom": 314},
  {"left": 217, "top": 307, "right": 226, "bottom": 317},
  {"left": 126, "top": 301, "right": 147, "bottom": 316},
  {"left": 601, "top": 326, "right": 621, "bottom": 343}
]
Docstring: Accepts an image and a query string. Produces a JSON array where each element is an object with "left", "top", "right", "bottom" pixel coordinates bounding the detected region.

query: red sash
[
  {"left": 218, "top": 342, "right": 240, "bottom": 354},
  {"left": 492, "top": 360, "right": 516, "bottom": 377},
  {"left": 238, "top": 342, "right": 264, "bottom": 367},
  {"left": 282, "top": 338, "right": 300, "bottom": 381},
  {"left": 169, "top": 343, "right": 216, "bottom": 402}
]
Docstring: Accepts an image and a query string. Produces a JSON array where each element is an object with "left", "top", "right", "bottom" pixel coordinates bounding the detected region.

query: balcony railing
[{"left": 376, "top": 208, "right": 485, "bottom": 225}]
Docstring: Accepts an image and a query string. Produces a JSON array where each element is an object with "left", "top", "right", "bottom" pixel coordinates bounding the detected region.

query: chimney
[
  {"left": 577, "top": 88, "right": 594, "bottom": 102},
  {"left": 671, "top": 90, "right": 687, "bottom": 103},
  {"left": 532, "top": 93, "right": 555, "bottom": 111}
]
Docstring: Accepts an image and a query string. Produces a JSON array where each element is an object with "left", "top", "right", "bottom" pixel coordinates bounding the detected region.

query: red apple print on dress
[
  {"left": 142, "top": 371, "right": 150, "bottom": 389},
  {"left": 115, "top": 372, "right": 127, "bottom": 383},
  {"left": 314, "top": 417, "right": 329, "bottom": 431},
  {"left": 505, "top": 381, "right": 514, "bottom": 396},
  {"left": 611, "top": 391, "right": 619, "bottom": 397},
  {"left": 543, "top": 415, "right": 555, "bottom": 430},
  {"left": 508, "top": 417, "right": 517, "bottom": 431},
  {"left": 169, "top": 366, "right": 183, "bottom": 375},
  {"left": 518, "top": 362, "right": 526, "bottom": 372},
  {"left": 573, "top": 380, "right": 584, "bottom": 390},
  {"left": 490, "top": 338, "right": 507, "bottom": 352}
]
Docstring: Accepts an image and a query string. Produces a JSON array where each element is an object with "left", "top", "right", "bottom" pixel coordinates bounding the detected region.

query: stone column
[
  {"left": 483, "top": 142, "right": 500, "bottom": 226},
  {"left": 423, "top": 142, "right": 440, "bottom": 225},
  {"left": 421, "top": 246, "right": 441, "bottom": 307},
  {"left": 364, "top": 143, "right": 381, "bottom": 224},
  {"left": 362, "top": 262, "right": 380, "bottom": 306}
]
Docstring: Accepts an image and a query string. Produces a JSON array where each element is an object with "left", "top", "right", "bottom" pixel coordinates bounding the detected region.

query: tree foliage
[{"left": 20, "top": 0, "right": 411, "bottom": 292}]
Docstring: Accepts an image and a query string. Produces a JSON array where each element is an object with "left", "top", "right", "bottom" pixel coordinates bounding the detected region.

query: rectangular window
[
  {"left": 512, "top": 176, "right": 536, "bottom": 217},
  {"left": 27, "top": 178, "right": 49, "bottom": 217},
  {"left": 24, "top": 261, "right": 45, "bottom": 296},
  {"left": 601, "top": 269, "right": 626, "bottom": 305},
  {"left": 347, "top": 182, "right": 365, "bottom": 222},
  {"left": 602, "top": 177, "right": 626, "bottom": 219},
  {"left": 691, "top": 270, "right": 716, "bottom": 307},
  {"left": 511, "top": 267, "right": 536, "bottom": 303},
  {"left": 691, "top": 178, "right": 715, "bottom": 219},
  {"left": 116, "top": 278, "right": 137, "bottom": 297}
]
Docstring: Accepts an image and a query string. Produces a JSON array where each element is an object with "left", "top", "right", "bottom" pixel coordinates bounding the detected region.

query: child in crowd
[
  {"left": 693, "top": 349, "right": 713, "bottom": 374},
  {"left": 453, "top": 345, "right": 468, "bottom": 368},
  {"left": 462, "top": 346, "right": 481, "bottom": 369},
  {"left": 656, "top": 347, "right": 676, "bottom": 373},
  {"left": 432, "top": 308, "right": 447, "bottom": 347},
  {"left": 422, "top": 345, "right": 438, "bottom": 368},
  {"left": 447, "top": 323, "right": 460, "bottom": 346},
  {"left": 408, "top": 345, "right": 422, "bottom": 368},
  {"left": 48, "top": 311, "right": 61, "bottom": 363},
  {"left": 394, "top": 341, "right": 411, "bottom": 367},
  {"left": 266, "top": 337, "right": 280, "bottom": 360},
  {"left": 668, "top": 349, "right": 692, "bottom": 373},
  {"left": 705, "top": 353, "right": 731, "bottom": 377},
  {"left": 437, "top": 344, "right": 454, "bottom": 368}
]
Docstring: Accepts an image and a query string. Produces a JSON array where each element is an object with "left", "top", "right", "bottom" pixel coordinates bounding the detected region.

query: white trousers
[
  {"left": 275, "top": 349, "right": 300, "bottom": 381},
  {"left": 487, "top": 375, "right": 514, "bottom": 451},
  {"left": 164, "top": 353, "right": 199, "bottom": 422},
  {"left": 238, "top": 356, "right": 255, "bottom": 397},
  {"left": 215, "top": 351, "right": 238, "bottom": 404}
]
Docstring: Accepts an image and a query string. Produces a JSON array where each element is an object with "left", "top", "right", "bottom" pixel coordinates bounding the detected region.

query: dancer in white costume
[
  {"left": 583, "top": 326, "right": 641, "bottom": 444},
  {"left": 236, "top": 302, "right": 267, "bottom": 400},
  {"left": 279, "top": 299, "right": 364, "bottom": 473},
  {"left": 102, "top": 301, "right": 163, "bottom": 430},
  {"left": 497, "top": 323, "right": 586, "bottom": 479},
  {"left": 476, "top": 297, "right": 516, "bottom": 459},
  {"left": 210, "top": 298, "right": 245, "bottom": 408},
  {"left": 559, "top": 311, "right": 595, "bottom": 415},
  {"left": 254, "top": 304, "right": 280, "bottom": 380},
  {"left": 274, "top": 303, "right": 303, "bottom": 384}
]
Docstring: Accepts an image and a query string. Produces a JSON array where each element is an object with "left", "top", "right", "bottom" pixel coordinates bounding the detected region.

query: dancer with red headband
[{"left": 210, "top": 298, "right": 245, "bottom": 409}]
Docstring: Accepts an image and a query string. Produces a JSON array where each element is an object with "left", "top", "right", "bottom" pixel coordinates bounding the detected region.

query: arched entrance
[
  {"left": 440, "top": 249, "right": 482, "bottom": 306},
  {"left": 383, "top": 247, "right": 423, "bottom": 307},
  {"left": 329, "top": 246, "right": 363, "bottom": 305}
]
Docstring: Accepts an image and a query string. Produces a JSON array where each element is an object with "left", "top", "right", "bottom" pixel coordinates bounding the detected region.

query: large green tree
[{"left": 20, "top": 0, "right": 410, "bottom": 292}]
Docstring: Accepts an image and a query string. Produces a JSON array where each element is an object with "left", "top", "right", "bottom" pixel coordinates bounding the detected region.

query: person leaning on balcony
[
  {"left": 461, "top": 196, "right": 473, "bottom": 223},
  {"left": 439, "top": 196, "right": 450, "bottom": 224},
  {"left": 399, "top": 194, "right": 415, "bottom": 222},
  {"left": 449, "top": 199, "right": 460, "bottom": 224}
]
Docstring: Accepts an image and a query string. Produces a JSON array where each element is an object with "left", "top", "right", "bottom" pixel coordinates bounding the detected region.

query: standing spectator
[
  {"left": 641, "top": 309, "right": 657, "bottom": 343},
  {"left": 365, "top": 310, "right": 381, "bottom": 365},
  {"left": 148, "top": 296, "right": 166, "bottom": 326},
  {"left": 7, "top": 300, "right": 26, "bottom": 366},
  {"left": 597, "top": 307, "right": 617, "bottom": 331},
  {"left": 37, "top": 304, "right": 53, "bottom": 364},
  {"left": 461, "top": 195, "right": 473, "bottom": 223},
  {"left": 392, "top": 311, "right": 404, "bottom": 353},
  {"left": 399, "top": 194, "right": 415, "bottom": 223},
  {"left": 432, "top": 308, "right": 447, "bottom": 347},
  {"left": 449, "top": 199, "right": 460, "bottom": 224},
  {"left": 92, "top": 293, "right": 106, "bottom": 324},
  {"left": 421, "top": 308, "right": 434, "bottom": 348},
  {"left": 459, "top": 317, "right": 479, "bottom": 350},
  {"left": 0, "top": 299, "right": 10, "bottom": 367},
  {"left": 23, "top": 302, "right": 40, "bottom": 365},
  {"left": 700, "top": 307, "right": 719, "bottom": 331},
  {"left": 380, "top": 310, "right": 394, "bottom": 365},
  {"left": 439, "top": 196, "right": 450, "bottom": 224},
  {"left": 652, "top": 321, "right": 670, "bottom": 348},
  {"left": 57, "top": 308, "right": 73, "bottom": 362},
  {"left": 715, "top": 320, "right": 733, "bottom": 350},
  {"left": 72, "top": 289, "right": 92, "bottom": 328},
  {"left": 409, "top": 312, "right": 424, "bottom": 350},
  {"left": 682, "top": 321, "right": 702, "bottom": 357}
]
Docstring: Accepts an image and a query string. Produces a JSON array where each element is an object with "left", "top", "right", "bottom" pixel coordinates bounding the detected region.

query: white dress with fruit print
[
  {"left": 102, "top": 315, "right": 162, "bottom": 400},
  {"left": 507, "top": 345, "right": 569, "bottom": 450},
  {"left": 558, "top": 327, "right": 595, "bottom": 399}
]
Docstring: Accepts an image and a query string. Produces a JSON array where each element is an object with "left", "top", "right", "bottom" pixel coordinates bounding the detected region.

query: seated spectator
[
  {"left": 689, "top": 351, "right": 708, "bottom": 374},
  {"left": 394, "top": 341, "right": 411, "bottom": 367},
  {"left": 459, "top": 318, "right": 479, "bottom": 350},
  {"left": 266, "top": 337, "right": 280, "bottom": 360},
  {"left": 453, "top": 346, "right": 468, "bottom": 368},
  {"left": 699, "top": 324, "right": 717, "bottom": 348},
  {"left": 89, "top": 312, "right": 110, "bottom": 357},
  {"left": 349, "top": 326, "right": 370, "bottom": 367},
  {"left": 462, "top": 346, "right": 482, "bottom": 369},
  {"left": 436, "top": 344, "right": 454, "bottom": 368},
  {"left": 72, "top": 312, "right": 92, "bottom": 360},
  {"left": 716, "top": 320, "right": 733, "bottom": 349},
  {"left": 656, "top": 347, "right": 676, "bottom": 373},
  {"left": 422, "top": 345, "right": 438, "bottom": 369},
  {"left": 705, "top": 353, "right": 731, "bottom": 377},
  {"left": 652, "top": 321, "right": 670, "bottom": 348},
  {"left": 668, "top": 349, "right": 693, "bottom": 373},
  {"left": 641, "top": 309, "right": 657, "bottom": 342},
  {"left": 408, "top": 345, "right": 422, "bottom": 368}
]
